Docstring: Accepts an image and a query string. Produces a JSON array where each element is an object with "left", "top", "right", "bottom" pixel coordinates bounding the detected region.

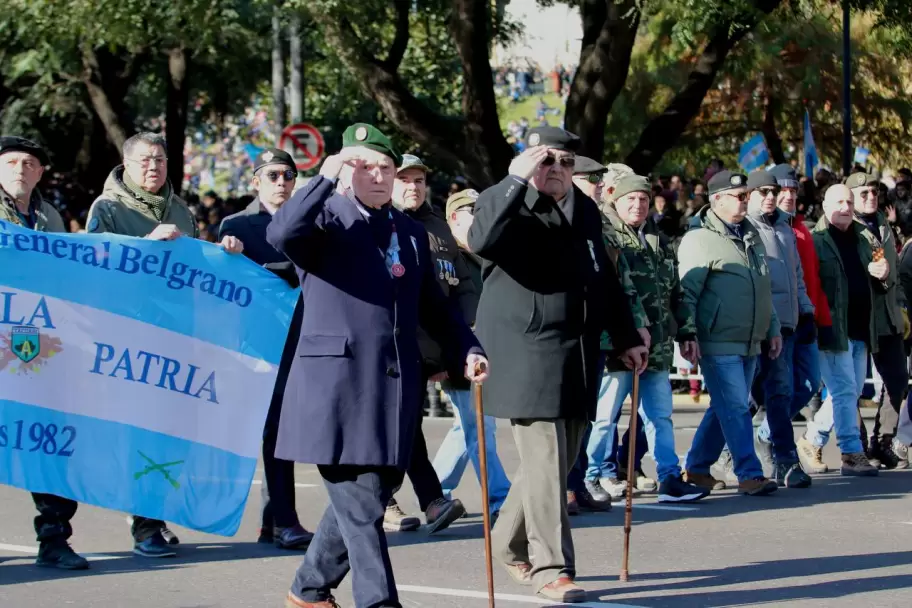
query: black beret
[
  {"left": 707, "top": 170, "right": 748, "bottom": 195},
  {"left": 573, "top": 155, "right": 606, "bottom": 175},
  {"left": 254, "top": 148, "right": 297, "bottom": 174},
  {"left": 0, "top": 136, "right": 49, "bottom": 166},
  {"left": 525, "top": 126, "right": 581, "bottom": 152},
  {"left": 746, "top": 170, "right": 778, "bottom": 191},
  {"left": 770, "top": 164, "right": 799, "bottom": 189}
]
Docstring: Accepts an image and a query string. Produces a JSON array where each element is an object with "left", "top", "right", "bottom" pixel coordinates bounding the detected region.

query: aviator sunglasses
[{"left": 541, "top": 154, "right": 576, "bottom": 168}]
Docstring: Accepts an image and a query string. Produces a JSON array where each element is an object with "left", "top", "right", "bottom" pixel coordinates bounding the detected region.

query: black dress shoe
[
  {"left": 275, "top": 525, "right": 314, "bottom": 549},
  {"left": 578, "top": 481, "right": 612, "bottom": 512},
  {"left": 257, "top": 527, "right": 273, "bottom": 544}
]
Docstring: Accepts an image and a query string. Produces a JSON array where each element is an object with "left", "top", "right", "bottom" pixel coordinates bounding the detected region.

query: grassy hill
[{"left": 497, "top": 93, "right": 565, "bottom": 131}]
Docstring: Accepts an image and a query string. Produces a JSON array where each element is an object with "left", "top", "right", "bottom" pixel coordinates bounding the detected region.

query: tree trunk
[
  {"left": 81, "top": 47, "right": 134, "bottom": 151},
  {"left": 305, "top": 0, "right": 512, "bottom": 188},
  {"left": 762, "top": 93, "right": 786, "bottom": 165},
  {"left": 289, "top": 14, "right": 304, "bottom": 123},
  {"left": 624, "top": 0, "right": 782, "bottom": 174},
  {"left": 564, "top": 0, "right": 641, "bottom": 160},
  {"left": 272, "top": 6, "right": 286, "bottom": 140},
  {"left": 166, "top": 47, "right": 191, "bottom": 196}
]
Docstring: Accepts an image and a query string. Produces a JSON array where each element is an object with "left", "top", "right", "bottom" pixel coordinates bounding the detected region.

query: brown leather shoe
[
  {"left": 537, "top": 576, "right": 586, "bottom": 602},
  {"left": 566, "top": 491, "right": 580, "bottom": 516},
  {"left": 683, "top": 471, "right": 726, "bottom": 490},
  {"left": 739, "top": 477, "right": 778, "bottom": 496},
  {"left": 285, "top": 592, "right": 340, "bottom": 607}
]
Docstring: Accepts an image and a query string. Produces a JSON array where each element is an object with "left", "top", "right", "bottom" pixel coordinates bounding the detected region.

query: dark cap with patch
[
  {"left": 445, "top": 188, "right": 480, "bottom": 217},
  {"left": 573, "top": 156, "right": 606, "bottom": 176},
  {"left": 525, "top": 126, "right": 581, "bottom": 152},
  {"left": 746, "top": 170, "right": 778, "bottom": 191},
  {"left": 707, "top": 170, "right": 748, "bottom": 195},
  {"left": 0, "top": 136, "right": 49, "bottom": 166},
  {"left": 254, "top": 148, "right": 296, "bottom": 174},
  {"left": 342, "top": 123, "right": 402, "bottom": 166},
  {"left": 844, "top": 172, "right": 879, "bottom": 189},
  {"left": 770, "top": 163, "right": 799, "bottom": 189}
]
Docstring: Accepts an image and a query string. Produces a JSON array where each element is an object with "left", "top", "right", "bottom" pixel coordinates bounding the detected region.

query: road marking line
[
  {"left": 828, "top": 482, "right": 850, "bottom": 486},
  {"left": 0, "top": 542, "right": 125, "bottom": 562},
  {"left": 397, "top": 584, "right": 640, "bottom": 606},
  {"left": 633, "top": 504, "right": 699, "bottom": 512},
  {"left": 251, "top": 480, "right": 318, "bottom": 488}
]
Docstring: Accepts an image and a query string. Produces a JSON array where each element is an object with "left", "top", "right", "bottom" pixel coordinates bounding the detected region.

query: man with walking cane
[{"left": 468, "top": 127, "right": 648, "bottom": 604}]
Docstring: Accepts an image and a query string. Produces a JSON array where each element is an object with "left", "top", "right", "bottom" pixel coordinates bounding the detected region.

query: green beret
[
  {"left": 609, "top": 174, "right": 651, "bottom": 202},
  {"left": 445, "top": 189, "right": 479, "bottom": 217},
  {"left": 342, "top": 123, "right": 402, "bottom": 166},
  {"left": 844, "top": 172, "right": 878, "bottom": 189}
]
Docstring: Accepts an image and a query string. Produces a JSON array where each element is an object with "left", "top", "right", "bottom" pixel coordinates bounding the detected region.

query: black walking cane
[
  {"left": 619, "top": 369, "right": 641, "bottom": 583},
  {"left": 473, "top": 362, "right": 495, "bottom": 607}
]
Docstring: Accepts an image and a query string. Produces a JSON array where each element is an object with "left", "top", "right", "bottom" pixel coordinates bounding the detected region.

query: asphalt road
[{"left": 1, "top": 410, "right": 911, "bottom": 608}]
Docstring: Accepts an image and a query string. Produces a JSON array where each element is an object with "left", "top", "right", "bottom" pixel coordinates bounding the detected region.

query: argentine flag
[
  {"left": 0, "top": 221, "right": 298, "bottom": 536},
  {"left": 739, "top": 134, "right": 770, "bottom": 172},
  {"left": 804, "top": 110, "right": 820, "bottom": 178}
]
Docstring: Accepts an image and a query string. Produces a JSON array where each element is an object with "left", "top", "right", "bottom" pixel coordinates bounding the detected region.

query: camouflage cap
[
  {"left": 398, "top": 153, "right": 429, "bottom": 174},
  {"left": 445, "top": 188, "right": 479, "bottom": 217},
  {"left": 341, "top": 123, "right": 402, "bottom": 166},
  {"left": 844, "top": 172, "right": 879, "bottom": 189},
  {"left": 601, "top": 163, "right": 635, "bottom": 199}
]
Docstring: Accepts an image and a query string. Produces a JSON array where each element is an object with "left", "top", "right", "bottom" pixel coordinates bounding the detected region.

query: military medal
[
  {"left": 386, "top": 212, "right": 406, "bottom": 278},
  {"left": 587, "top": 240, "right": 600, "bottom": 272},
  {"left": 391, "top": 263, "right": 405, "bottom": 277}
]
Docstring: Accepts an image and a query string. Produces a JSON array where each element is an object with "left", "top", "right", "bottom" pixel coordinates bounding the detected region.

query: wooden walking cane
[
  {"left": 619, "top": 370, "right": 641, "bottom": 583},
  {"left": 473, "top": 362, "right": 496, "bottom": 608}
]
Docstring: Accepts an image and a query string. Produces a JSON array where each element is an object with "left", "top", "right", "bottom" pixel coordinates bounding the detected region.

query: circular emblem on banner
[
  {"left": 529, "top": 133, "right": 541, "bottom": 146},
  {"left": 355, "top": 127, "right": 369, "bottom": 141}
]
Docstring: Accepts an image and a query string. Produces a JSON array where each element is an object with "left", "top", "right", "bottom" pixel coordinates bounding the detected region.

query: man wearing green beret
[{"left": 267, "top": 123, "right": 488, "bottom": 608}]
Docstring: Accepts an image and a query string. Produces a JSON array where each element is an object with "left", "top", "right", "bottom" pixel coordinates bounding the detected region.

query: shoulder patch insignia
[{"left": 87, "top": 217, "right": 100, "bottom": 232}]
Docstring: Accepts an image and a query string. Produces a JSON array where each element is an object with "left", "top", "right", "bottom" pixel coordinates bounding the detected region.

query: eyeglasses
[
  {"left": 858, "top": 189, "right": 877, "bottom": 199},
  {"left": 725, "top": 191, "right": 748, "bottom": 202},
  {"left": 585, "top": 173, "right": 602, "bottom": 184},
  {"left": 758, "top": 187, "right": 780, "bottom": 197},
  {"left": 265, "top": 169, "right": 297, "bottom": 183},
  {"left": 541, "top": 155, "right": 576, "bottom": 168},
  {"left": 128, "top": 156, "right": 167, "bottom": 168}
]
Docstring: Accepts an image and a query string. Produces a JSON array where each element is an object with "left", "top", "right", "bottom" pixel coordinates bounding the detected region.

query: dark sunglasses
[
  {"left": 726, "top": 191, "right": 748, "bottom": 202},
  {"left": 758, "top": 187, "right": 780, "bottom": 197},
  {"left": 858, "top": 189, "right": 878, "bottom": 199},
  {"left": 265, "top": 169, "right": 297, "bottom": 183},
  {"left": 541, "top": 154, "right": 576, "bottom": 168}
]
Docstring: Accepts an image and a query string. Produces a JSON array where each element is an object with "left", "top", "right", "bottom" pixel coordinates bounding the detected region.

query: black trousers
[
  {"left": 387, "top": 379, "right": 445, "bottom": 513},
  {"left": 292, "top": 465, "right": 404, "bottom": 608},
  {"left": 32, "top": 493, "right": 77, "bottom": 544},
  {"left": 261, "top": 300, "right": 304, "bottom": 530},
  {"left": 871, "top": 333, "right": 910, "bottom": 441}
]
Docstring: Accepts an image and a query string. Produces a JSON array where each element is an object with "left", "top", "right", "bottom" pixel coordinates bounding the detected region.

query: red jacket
[{"left": 793, "top": 214, "right": 833, "bottom": 328}]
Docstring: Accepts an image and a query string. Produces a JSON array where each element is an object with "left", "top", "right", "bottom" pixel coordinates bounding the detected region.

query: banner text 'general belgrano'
[{"left": 0, "top": 222, "right": 253, "bottom": 308}]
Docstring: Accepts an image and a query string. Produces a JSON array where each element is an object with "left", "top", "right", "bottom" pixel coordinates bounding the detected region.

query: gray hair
[{"left": 123, "top": 132, "right": 167, "bottom": 159}]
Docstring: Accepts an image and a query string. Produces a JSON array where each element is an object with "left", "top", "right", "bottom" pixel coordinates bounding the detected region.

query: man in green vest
[
  {"left": 86, "top": 132, "right": 244, "bottom": 558},
  {"left": 0, "top": 136, "right": 88, "bottom": 570}
]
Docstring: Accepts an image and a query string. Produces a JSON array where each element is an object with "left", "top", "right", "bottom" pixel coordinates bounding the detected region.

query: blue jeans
[
  {"left": 758, "top": 336, "right": 821, "bottom": 458},
  {"left": 585, "top": 370, "right": 680, "bottom": 483},
  {"left": 806, "top": 340, "right": 866, "bottom": 454},
  {"left": 432, "top": 387, "right": 510, "bottom": 515},
  {"left": 685, "top": 354, "right": 763, "bottom": 481}
]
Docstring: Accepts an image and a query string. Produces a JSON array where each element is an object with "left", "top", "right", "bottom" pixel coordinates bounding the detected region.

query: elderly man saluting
[
  {"left": 469, "top": 127, "right": 648, "bottom": 604},
  {"left": 267, "top": 123, "right": 487, "bottom": 608}
]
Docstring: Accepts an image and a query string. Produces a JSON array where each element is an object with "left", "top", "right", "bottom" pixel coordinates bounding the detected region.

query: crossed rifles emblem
[{"left": 134, "top": 451, "right": 184, "bottom": 489}]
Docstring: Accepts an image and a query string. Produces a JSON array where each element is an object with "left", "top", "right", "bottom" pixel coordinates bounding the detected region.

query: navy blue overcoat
[{"left": 266, "top": 176, "right": 482, "bottom": 467}]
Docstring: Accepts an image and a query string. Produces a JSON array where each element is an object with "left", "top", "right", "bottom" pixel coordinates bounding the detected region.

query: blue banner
[{"left": 0, "top": 221, "right": 298, "bottom": 536}]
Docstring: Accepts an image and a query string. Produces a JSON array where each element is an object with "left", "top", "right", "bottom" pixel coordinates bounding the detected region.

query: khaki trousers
[{"left": 491, "top": 417, "right": 587, "bottom": 590}]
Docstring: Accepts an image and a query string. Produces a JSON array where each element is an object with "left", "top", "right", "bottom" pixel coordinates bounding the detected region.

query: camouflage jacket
[
  {"left": 603, "top": 207, "right": 696, "bottom": 371},
  {"left": 599, "top": 215, "right": 650, "bottom": 352}
]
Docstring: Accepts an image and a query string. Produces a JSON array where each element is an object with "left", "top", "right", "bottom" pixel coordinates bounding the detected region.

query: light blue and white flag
[
  {"left": 738, "top": 134, "right": 770, "bottom": 172},
  {"left": 0, "top": 221, "right": 297, "bottom": 536},
  {"left": 804, "top": 109, "right": 820, "bottom": 178},
  {"left": 854, "top": 146, "right": 871, "bottom": 165}
]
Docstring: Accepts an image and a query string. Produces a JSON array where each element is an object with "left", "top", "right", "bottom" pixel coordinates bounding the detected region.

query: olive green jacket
[
  {"left": 677, "top": 206, "right": 780, "bottom": 357},
  {"left": 86, "top": 166, "right": 198, "bottom": 238},
  {"left": 0, "top": 188, "right": 66, "bottom": 232},
  {"left": 812, "top": 216, "right": 879, "bottom": 353}
]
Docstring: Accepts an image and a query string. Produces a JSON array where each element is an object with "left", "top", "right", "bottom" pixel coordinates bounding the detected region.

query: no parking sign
[{"left": 278, "top": 123, "right": 325, "bottom": 172}]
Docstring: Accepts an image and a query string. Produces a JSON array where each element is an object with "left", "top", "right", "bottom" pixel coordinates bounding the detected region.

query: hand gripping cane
[
  {"left": 619, "top": 369, "right": 640, "bottom": 583},
  {"left": 473, "top": 361, "right": 496, "bottom": 607}
]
